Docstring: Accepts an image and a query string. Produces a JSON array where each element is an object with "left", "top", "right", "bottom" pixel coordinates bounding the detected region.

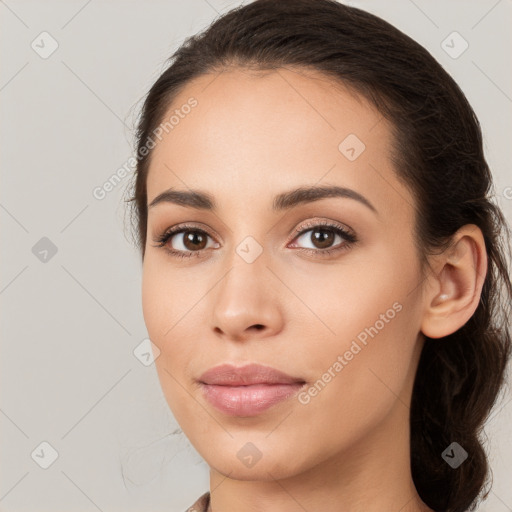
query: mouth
[{"left": 198, "top": 363, "right": 306, "bottom": 417}]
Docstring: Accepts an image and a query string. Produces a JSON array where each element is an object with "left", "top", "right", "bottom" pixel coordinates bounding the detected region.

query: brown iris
[
  {"left": 183, "top": 230, "right": 208, "bottom": 251},
  {"left": 310, "top": 228, "right": 335, "bottom": 249}
]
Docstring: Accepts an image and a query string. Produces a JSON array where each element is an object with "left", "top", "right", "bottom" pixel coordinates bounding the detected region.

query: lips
[
  {"left": 198, "top": 363, "right": 306, "bottom": 416},
  {"left": 198, "top": 363, "right": 305, "bottom": 386}
]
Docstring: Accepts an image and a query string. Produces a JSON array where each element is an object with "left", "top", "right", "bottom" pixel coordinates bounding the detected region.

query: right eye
[{"left": 153, "top": 224, "right": 220, "bottom": 259}]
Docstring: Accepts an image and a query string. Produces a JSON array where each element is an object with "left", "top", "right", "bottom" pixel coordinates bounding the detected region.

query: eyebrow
[{"left": 148, "top": 184, "right": 378, "bottom": 215}]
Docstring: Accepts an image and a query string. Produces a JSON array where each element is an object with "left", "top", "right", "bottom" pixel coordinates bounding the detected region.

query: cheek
[
  {"left": 279, "top": 249, "right": 411, "bottom": 351},
  {"left": 288, "top": 301, "right": 418, "bottom": 464},
  {"left": 142, "top": 261, "right": 198, "bottom": 420},
  {"left": 141, "top": 258, "right": 205, "bottom": 380},
  {"left": 141, "top": 265, "right": 166, "bottom": 343},
  {"left": 142, "top": 270, "right": 180, "bottom": 361},
  {"left": 284, "top": 248, "right": 420, "bottom": 411},
  {"left": 141, "top": 256, "right": 194, "bottom": 341}
]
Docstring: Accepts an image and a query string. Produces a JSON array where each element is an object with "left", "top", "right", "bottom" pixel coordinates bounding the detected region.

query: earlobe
[{"left": 420, "top": 224, "right": 488, "bottom": 339}]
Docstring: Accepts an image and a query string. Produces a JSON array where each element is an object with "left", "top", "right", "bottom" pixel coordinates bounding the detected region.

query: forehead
[{"left": 145, "top": 67, "right": 413, "bottom": 220}]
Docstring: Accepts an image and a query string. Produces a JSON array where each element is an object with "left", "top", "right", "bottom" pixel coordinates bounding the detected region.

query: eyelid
[
  {"left": 153, "top": 222, "right": 220, "bottom": 244},
  {"left": 287, "top": 217, "right": 356, "bottom": 242}
]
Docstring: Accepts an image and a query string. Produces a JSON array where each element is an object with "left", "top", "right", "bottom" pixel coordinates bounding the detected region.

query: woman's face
[{"left": 142, "top": 67, "right": 427, "bottom": 481}]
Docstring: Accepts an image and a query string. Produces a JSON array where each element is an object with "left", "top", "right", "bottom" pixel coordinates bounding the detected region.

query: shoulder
[{"left": 184, "top": 491, "right": 210, "bottom": 512}]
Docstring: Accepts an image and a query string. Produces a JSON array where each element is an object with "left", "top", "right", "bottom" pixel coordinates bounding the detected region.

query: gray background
[{"left": 1, "top": 0, "right": 511, "bottom": 511}]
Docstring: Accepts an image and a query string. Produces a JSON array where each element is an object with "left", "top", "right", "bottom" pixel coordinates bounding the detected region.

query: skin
[{"left": 141, "top": 67, "right": 487, "bottom": 512}]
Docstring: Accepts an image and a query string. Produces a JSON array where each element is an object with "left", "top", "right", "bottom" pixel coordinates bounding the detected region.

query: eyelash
[{"left": 152, "top": 220, "right": 358, "bottom": 260}]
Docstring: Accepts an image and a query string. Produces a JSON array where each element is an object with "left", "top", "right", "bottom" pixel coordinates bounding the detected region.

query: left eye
[{"left": 290, "top": 225, "right": 352, "bottom": 251}]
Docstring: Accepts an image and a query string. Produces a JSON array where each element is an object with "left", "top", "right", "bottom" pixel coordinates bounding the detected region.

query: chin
[{"left": 203, "top": 445, "right": 305, "bottom": 482}]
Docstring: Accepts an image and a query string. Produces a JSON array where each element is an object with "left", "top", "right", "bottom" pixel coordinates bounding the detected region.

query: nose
[{"left": 210, "top": 259, "right": 284, "bottom": 343}]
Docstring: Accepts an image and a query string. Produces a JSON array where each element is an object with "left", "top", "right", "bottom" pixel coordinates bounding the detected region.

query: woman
[{"left": 127, "top": 1, "right": 512, "bottom": 510}]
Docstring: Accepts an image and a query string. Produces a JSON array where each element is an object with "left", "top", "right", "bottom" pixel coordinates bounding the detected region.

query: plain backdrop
[{"left": 1, "top": 1, "right": 511, "bottom": 511}]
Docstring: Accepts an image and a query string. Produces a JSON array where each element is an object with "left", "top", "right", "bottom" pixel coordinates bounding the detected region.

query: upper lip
[{"left": 198, "top": 363, "right": 305, "bottom": 386}]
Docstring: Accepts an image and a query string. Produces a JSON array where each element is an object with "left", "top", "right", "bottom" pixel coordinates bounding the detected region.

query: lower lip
[{"left": 200, "top": 382, "right": 305, "bottom": 416}]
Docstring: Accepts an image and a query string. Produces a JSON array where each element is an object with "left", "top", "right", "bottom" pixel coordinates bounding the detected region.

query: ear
[{"left": 421, "top": 224, "right": 488, "bottom": 339}]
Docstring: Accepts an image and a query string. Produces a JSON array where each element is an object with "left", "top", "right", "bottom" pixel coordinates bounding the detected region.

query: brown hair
[{"left": 126, "top": 1, "right": 512, "bottom": 510}]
